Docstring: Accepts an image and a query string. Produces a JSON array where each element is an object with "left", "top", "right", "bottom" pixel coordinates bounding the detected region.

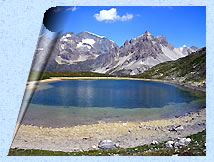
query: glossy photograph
[{"left": 9, "top": 6, "right": 206, "bottom": 156}]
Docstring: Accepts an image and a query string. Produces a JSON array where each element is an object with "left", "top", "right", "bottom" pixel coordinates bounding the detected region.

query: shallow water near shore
[{"left": 21, "top": 79, "right": 205, "bottom": 127}]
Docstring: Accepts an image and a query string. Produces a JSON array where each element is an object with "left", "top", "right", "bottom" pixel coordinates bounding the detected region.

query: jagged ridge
[{"left": 32, "top": 31, "right": 198, "bottom": 75}]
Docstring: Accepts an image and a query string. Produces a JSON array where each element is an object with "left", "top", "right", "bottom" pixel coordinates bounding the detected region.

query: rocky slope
[
  {"left": 31, "top": 31, "right": 197, "bottom": 75},
  {"left": 97, "top": 31, "right": 197, "bottom": 75},
  {"left": 134, "top": 47, "right": 206, "bottom": 88}
]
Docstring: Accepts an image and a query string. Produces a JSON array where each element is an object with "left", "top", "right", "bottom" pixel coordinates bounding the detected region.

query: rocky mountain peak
[
  {"left": 144, "top": 30, "right": 152, "bottom": 36},
  {"left": 77, "top": 31, "right": 106, "bottom": 39},
  {"left": 190, "top": 46, "right": 198, "bottom": 51},
  {"left": 157, "top": 35, "right": 167, "bottom": 42},
  {"left": 34, "top": 31, "right": 198, "bottom": 75},
  {"left": 156, "top": 35, "right": 173, "bottom": 49},
  {"left": 123, "top": 40, "right": 129, "bottom": 46},
  {"left": 137, "top": 31, "right": 154, "bottom": 40}
]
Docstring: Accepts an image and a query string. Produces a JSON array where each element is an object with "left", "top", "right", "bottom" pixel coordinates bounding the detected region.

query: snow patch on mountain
[
  {"left": 34, "top": 31, "right": 198, "bottom": 75},
  {"left": 77, "top": 42, "right": 91, "bottom": 49},
  {"left": 82, "top": 38, "right": 96, "bottom": 46},
  {"left": 60, "top": 34, "right": 73, "bottom": 41},
  {"left": 84, "top": 31, "right": 105, "bottom": 39},
  {"left": 56, "top": 54, "right": 99, "bottom": 65},
  {"left": 93, "top": 31, "right": 198, "bottom": 75}
]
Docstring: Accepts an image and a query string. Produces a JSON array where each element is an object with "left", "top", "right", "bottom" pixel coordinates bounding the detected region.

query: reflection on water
[{"left": 30, "top": 79, "right": 199, "bottom": 108}]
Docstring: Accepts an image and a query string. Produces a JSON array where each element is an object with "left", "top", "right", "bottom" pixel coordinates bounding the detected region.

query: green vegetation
[
  {"left": 28, "top": 48, "right": 206, "bottom": 85},
  {"left": 8, "top": 130, "right": 205, "bottom": 156},
  {"left": 27, "top": 48, "right": 206, "bottom": 89},
  {"left": 28, "top": 71, "right": 115, "bottom": 81},
  {"left": 133, "top": 47, "right": 206, "bottom": 87}
]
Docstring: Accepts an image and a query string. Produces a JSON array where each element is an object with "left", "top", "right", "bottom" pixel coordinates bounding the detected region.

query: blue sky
[{"left": 43, "top": 6, "right": 206, "bottom": 48}]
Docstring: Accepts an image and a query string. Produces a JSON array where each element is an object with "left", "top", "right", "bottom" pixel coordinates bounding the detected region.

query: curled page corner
[
  {"left": 10, "top": 24, "right": 62, "bottom": 145},
  {"left": 8, "top": 6, "right": 206, "bottom": 156}
]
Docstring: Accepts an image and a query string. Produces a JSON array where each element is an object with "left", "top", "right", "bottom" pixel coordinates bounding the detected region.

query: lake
[{"left": 22, "top": 79, "right": 205, "bottom": 127}]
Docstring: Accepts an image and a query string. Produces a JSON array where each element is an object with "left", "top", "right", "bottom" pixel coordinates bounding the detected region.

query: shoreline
[
  {"left": 11, "top": 108, "right": 206, "bottom": 152},
  {"left": 16, "top": 76, "right": 206, "bottom": 152},
  {"left": 26, "top": 76, "right": 206, "bottom": 92}
]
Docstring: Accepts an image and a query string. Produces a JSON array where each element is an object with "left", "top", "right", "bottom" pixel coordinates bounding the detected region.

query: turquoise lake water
[
  {"left": 31, "top": 79, "right": 199, "bottom": 108},
  {"left": 22, "top": 79, "right": 205, "bottom": 127}
]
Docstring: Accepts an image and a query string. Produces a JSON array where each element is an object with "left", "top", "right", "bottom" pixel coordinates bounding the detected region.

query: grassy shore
[
  {"left": 8, "top": 130, "right": 205, "bottom": 156},
  {"left": 21, "top": 68, "right": 205, "bottom": 156},
  {"left": 28, "top": 71, "right": 115, "bottom": 81},
  {"left": 10, "top": 108, "right": 206, "bottom": 154}
]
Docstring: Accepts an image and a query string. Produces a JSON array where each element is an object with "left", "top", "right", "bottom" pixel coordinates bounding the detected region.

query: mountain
[
  {"left": 55, "top": 32, "right": 119, "bottom": 64},
  {"left": 93, "top": 31, "right": 197, "bottom": 75},
  {"left": 32, "top": 31, "right": 198, "bottom": 75},
  {"left": 134, "top": 47, "right": 206, "bottom": 87},
  {"left": 36, "top": 32, "right": 119, "bottom": 72}
]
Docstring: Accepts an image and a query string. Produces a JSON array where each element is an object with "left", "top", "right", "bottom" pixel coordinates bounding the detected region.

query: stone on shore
[
  {"left": 122, "top": 123, "right": 127, "bottom": 126},
  {"left": 166, "top": 141, "right": 174, "bottom": 148},
  {"left": 91, "top": 145, "right": 97, "bottom": 149},
  {"left": 151, "top": 140, "right": 159, "bottom": 145},
  {"left": 11, "top": 108, "right": 205, "bottom": 152},
  {"left": 178, "top": 138, "right": 191, "bottom": 146},
  {"left": 98, "top": 140, "right": 116, "bottom": 149},
  {"left": 166, "top": 138, "right": 191, "bottom": 148},
  {"left": 168, "top": 125, "right": 184, "bottom": 132}
]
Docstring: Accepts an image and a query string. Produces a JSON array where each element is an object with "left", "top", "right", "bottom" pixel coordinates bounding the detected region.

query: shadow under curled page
[{"left": 9, "top": 6, "right": 206, "bottom": 156}]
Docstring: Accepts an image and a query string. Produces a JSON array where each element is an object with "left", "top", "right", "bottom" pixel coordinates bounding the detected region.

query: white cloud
[
  {"left": 120, "top": 13, "right": 133, "bottom": 21},
  {"left": 66, "top": 6, "right": 77, "bottom": 12},
  {"left": 94, "top": 8, "right": 133, "bottom": 22}
]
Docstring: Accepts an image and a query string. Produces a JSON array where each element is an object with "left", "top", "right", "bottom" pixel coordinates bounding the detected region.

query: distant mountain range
[{"left": 32, "top": 31, "right": 198, "bottom": 75}]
